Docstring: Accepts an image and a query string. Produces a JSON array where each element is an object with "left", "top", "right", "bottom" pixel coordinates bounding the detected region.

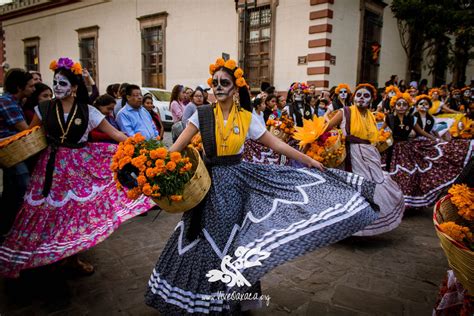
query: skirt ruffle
[
  {"left": 145, "top": 162, "right": 378, "bottom": 314},
  {"left": 0, "top": 143, "right": 151, "bottom": 278},
  {"left": 383, "top": 139, "right": 473, "bottom": 207}
]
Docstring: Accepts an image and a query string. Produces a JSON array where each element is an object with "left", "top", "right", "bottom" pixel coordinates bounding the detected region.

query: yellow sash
[
  {"left": 429, "top": 100, "right": 442, "bottom": 115},
  {"left": 349, "top": 106, "right": 379, "bottom": 144},
  {"left": 214, "top": 103, "right": 252, "bottom": 156}
]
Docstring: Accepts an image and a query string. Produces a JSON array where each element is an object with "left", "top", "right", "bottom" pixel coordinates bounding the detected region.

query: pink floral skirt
[
  {"left": 0, "top": 143, "right": 151, "bottom": 278},
  {"left": 383, "top": 139, "right": 473, "bottom": 207}
]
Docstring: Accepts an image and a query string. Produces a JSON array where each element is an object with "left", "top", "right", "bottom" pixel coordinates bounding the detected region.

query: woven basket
[
  {"left": 324, "top": 131, "right": 346, "bottom": 168},
  {"left": 376, "top": 135, "right": 394, "bottom": 153},
  {"left": 433, "top": 194, "right": 474, "bottom": 294},
  {"left": 0, "top": 127, "right": 47, "bottom": 168},
  {"left": 269, "top": 126, "right": 290, "bottom": 142},
  {"left": 153, "top": 147, "right": 211, "bottom": 213}
]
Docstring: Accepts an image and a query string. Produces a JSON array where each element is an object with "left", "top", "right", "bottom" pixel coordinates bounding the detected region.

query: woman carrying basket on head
[
  {"left": 0, "top": 58, "right": 152, "bottom": 277},
  {"left": 145, "top": 57, "right": 380, "bottom": 314}
]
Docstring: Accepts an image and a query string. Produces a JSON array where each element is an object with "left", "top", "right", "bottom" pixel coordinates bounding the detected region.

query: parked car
[{"left": 141, "top": 87, "right": 173, "bottom": 130}]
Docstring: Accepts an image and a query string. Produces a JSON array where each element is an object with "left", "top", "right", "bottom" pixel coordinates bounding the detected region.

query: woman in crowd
[
  {"left": 325, "top": 83, "right": 405, "bottom": 236},
  {"left": 143, "top": 94, "right": 164, "bottom": 138},
  {"left": 252, "top": 96, "right": 266, "bottom": 126},
  {"left": 324, "top": 83, "right": 351, "bottom": 121},
  {"left": 23, "top": 82, "right": 53, "bottom": 124},
  {"left": 89, "top": 94, "right": 120, "bottom": 143},
  {"left": 183, "top": 87, "right": 193, "bottom": 105},
  {"left": 182, "top": 86, "right": 205, "bottom": 124},
  {"left": 377, "top": 85, "right": 400, "bottom": 114},
  {"left": 263, "top": 94, "right": 278, "bottom": 122},
  {"left": 145, "top": 57, "right": 379, "bottom": 314},
  {"left": 0, "top": 58, "right": 151, "bottom": 277},
  {"left": 106, "top": 83, "right": 120, "bottom": 99},
  {"left": 169, "top": 84, "right": 187, "bottom": 141}
]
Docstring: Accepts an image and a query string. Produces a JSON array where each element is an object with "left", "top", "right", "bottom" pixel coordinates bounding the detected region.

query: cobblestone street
[{"left": 1, "top": 206, "right": 448, "bottom": 315}]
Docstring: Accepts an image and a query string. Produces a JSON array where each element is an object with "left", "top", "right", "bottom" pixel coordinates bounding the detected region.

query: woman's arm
[
  {"left": 413, "top": 124, "right": 437, "bottom": 141},
  {"left": 441, "top": 104, "right": 461, "bottom": 114},
  {"left": 97, "top": 119, "right": 128, "bottom": 143},
  {"left": 258, "top": 131, "right": 324, "bottom": 171},
  {"left": 324, "top": 110, "right": 343, "bottom": 133},
  {"left": 29, "top": 114, "right": 42, "bottom": 128},
  {"left": 169, "top": 123, "right": 198, "bottom": 152}
]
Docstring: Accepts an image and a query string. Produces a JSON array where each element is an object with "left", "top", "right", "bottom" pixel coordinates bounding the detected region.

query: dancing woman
[{"left": 145, "top": 57, "right": 379, "bottom": 314}]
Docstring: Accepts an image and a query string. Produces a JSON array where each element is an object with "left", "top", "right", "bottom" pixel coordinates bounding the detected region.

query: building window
[
  {"left": 239, "top": 3, "right": 275, "bottom": 90},
  {"left": 138, "top": 12, "right": 167, "bottom": 89},
  {"left": 23, "top": 37, "right": 39, "bottom": 71},
  {"left": 76, "top": 26, "right": 99, "bottom": 85}
]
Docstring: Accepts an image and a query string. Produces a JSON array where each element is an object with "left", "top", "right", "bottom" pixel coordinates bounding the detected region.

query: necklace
[
  {"left": 56, "top": 101, "right": 78, "bottom": 143},
  {"left": 216, "top": 103, "right": 240, "bottom": 149}
]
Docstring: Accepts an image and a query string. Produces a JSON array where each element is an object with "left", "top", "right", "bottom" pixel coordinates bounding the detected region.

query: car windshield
[{"left": 149, "top": 90, "right": 171, "bottom": 102}]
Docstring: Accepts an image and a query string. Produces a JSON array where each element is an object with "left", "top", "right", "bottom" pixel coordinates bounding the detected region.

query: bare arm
[
  {"left": 442, "top": 104, "right": 461, "bottom": 114},
  {"left": 413, "top": 124, "right": 437, "bottom": 141},
  {"left": 169, "top": 123, "right": 198, "bottom": 152},
  {"left": 97, "top": 119, "right": 128, "bottom": 143},
  {"left": 258, "top": 131, "right": 324, "bottom": 171},
  {"left": 14, "top": 120, "right": 29, "bottom": 132},
  {"left": 29, "top": 114, "right": 42, "bottom": 128},
  {"left": 324, "top": 110, "right": 343, "bottom": 133}
]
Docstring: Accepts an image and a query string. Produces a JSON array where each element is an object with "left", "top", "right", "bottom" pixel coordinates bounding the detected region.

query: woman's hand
[{"left": 307, "top": 158, "right": 325, "bottom": 171}]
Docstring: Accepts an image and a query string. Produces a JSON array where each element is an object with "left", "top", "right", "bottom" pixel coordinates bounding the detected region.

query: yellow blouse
[
  {"left": 214, "top": 103, "right": 252, "bottom": 156},
  {"left": 349, "top": 105, "right": 379, "bottom": 144}
]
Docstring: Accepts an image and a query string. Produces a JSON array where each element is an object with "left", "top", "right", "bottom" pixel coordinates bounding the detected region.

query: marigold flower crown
[
  {"left": 354, "top": 83, "right": 377, "bottom": 100},
  {"left": 49, "top": 57, "right": 83, "bottom": 76},
  {"left": 428, "top": 88, "right": 441, "bottom": 98},
  {"left": 415, "top": 94, "right": 431, "bottom": 105},
  {"left": 290, "top": 82, "right": 310, "bottom": 93},
  {"left": 208, "top": 57, "right": 247, "bottom": 88},
  {"left": 390, "top": 92, "right": 413, "bottom": 108},
  {"left": 385, "top": 85, "right": 400, "bottom": 94},
  {"left": 335, "top": 83, "right": 351, "bottom": 94}
]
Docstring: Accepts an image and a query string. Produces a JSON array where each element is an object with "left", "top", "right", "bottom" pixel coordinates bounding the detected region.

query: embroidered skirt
[
  {"left": 241, "top": 139, "right": 287, "bottom": 165},
  {"left": 0, "top": 143, "right": 152, "bottom": 278},
  {"left": 145, "top": 162, "right": 378, "bottom": 314},
  {"left": 383, "top": 139, "right": 473, "bottom": 207}
]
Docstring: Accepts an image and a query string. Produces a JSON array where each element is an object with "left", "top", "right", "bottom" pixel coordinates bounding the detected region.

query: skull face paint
[
  {"left": 354, "top": 88, "right": 372, "bottom": 108},
  {"left": 395, "top": 99, "right": 409, "bottom": 114},
  {"left": 294, "top": 89, "right": 303, "bottom": 102},
  {"left": 53, "top": 73, "right": 72, "bottom": 100},
  {"left": 388, "top": 91, "right": 396, "bottom": 98},
  {"left": 417, "top": 99, "right": 430, "bottom": 112},
  {"left": 339, "top": 89, "right": 348, "bottom": 100},
  {"left": 431, "top": 92, "right": 439, "bottom": 101},
  {"left": 211, "top": 70, "right": 235, "bottom": 103},
  {"left": 463, "top": 90, "right": 471, "bottom": 98}
]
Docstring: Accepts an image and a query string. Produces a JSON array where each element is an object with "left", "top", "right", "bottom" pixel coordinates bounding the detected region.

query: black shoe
[{"left": 138, "top": 212, "right": 148, "bottom": 217}]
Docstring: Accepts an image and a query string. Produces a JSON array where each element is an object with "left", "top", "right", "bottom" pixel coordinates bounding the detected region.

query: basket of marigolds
[{"left": 266, "top": 115, "right": 296, "bottom": 143}]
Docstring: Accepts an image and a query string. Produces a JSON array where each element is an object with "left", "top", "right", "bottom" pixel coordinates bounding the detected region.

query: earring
[
  {"left": 233, "top": 93, "right": 240, "bottom": 108},
  {"left": 71, "top": 90, "right": 77, "bottom": 98}
]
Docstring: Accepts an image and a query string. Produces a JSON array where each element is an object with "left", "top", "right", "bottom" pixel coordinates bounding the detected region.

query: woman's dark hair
[
  {"left": 416, "top": 97, "right": 432, "bottom": 108},
  {"left": 142, "top": 94, "right": 153, "bottom": 104},
  {"left": 214, "top": 67, "right": 252, "bottom": 111},
  {"left": 264, "top": 94, "right": 278, "bottom": 107},
  {"left": 23, "top": 83, "right": 52, "bottom": 111},
  {"left": 191, "top": 86, "right": 204, "bottom": 98},
  {"left": 169, "top": 84, "right": 184, "bottom": 109},
  {"left": 4, "top": 68, "right": 33, "bottom": 94},
  {"left": 253, "top": 97, "right": 263, "bottom": 109},
  {"left": 54, "top": 68, "right": 89, "bottom": 104},
  {"left": 93, "top": 94, "right": 116, "bottom": 109},
  {"left": 106, "top": 83, "right": 120, "bottom": 98}
]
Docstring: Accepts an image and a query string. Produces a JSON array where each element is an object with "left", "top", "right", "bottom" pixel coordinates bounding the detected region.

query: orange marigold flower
[
  {"left": 124, "top": 144, "right": 135, "bottom": 156},
  {"left": 170, "top": 195, "right": 183, "bottom": 202},
  {"left": 119, "top": 156, "right": 132, "bottom": 169},
  {"left": 155, "top": 159, "right": 165, "bottom": 168},
  {"left": 131, "top": 155, "right": 147, "bottom": 168},
  {"left": 209, "top": 64, "right": 217, "bottom": 75},
  {"left": 49, "top": 60, "right": 58, "bottom": 70},
  {"left": 236, "top": 77, "right": 246, "bottom": 87},
  {"left": 155, "top": 147, "right": 168, "bottom": 159},
  {"left": 110, "top": 162, "right": 119, "bottom": 171},
  {"left": 166, "top": 161, "right": 176, "bottom": 172},
  {"left": 146, "top": 167, "right": 157, "bottom": 178},
  {"left": 234, "top": 68, "right": 244, "bottom": 78},
  {"left": 224, "top": 59, "right": 237, "bottom": 70},
  {"left": 116, "top": 182, "right": 122, "bottom": 190},
  {"left": 170, "top": 151, "right": 182, "bottom": 162},
  {"left": 133, "top": 133, "right": 146, "bottom": 143},
  {"left": 215, "top": 58, "right": 225, "bottom": 67},
  {"left": 142, "top": 184, "right": 153, "bottom": 196},
  {"left": 137, "top": 175, "right": 147, "bottom": 186},
  {"left": 207, "top": 77, "right": 213, "bottom": 87},
  {"left": 439, "top": 221, "right": 473, "bottom": 242},
  {"left": 71, "top": 62, "right": 82, "bottom": 75},
  {"left": 126, "top": 188, "right": 141, "bottom": 200}
]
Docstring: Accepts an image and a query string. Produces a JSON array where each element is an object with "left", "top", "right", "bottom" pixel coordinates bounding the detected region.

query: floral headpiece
[
  {"left": 428, "top": 88, "right": 441, "bottom": 98},
  {"left": 415, "top": 94, "right": 431, "bottom": 105},
  {"left": 207, "top": 57, "right": 247, "bottom": 88},
  {"left": 390, "top": 92, "right": 412, "bottom": 108},
  {"left": 385, "top": 85, "right": 400, "bottom": 94},
  {"left": 451, "top": 89, "right": 461, "bottom": 95},
  {"left": 290, "top": 82, "right": 310, "bottom": 93},
  {"left": 354, "top": 83, "right": 377, "bottom": 99},
  {"left": 460, "top": 87, "right": 470, "bottom": 93},
  {"left": 49, "top": 57, "right": 83, "bottom": 75},
  {"left": 335, "top": 83, "right": 351, "bottom": 94}
]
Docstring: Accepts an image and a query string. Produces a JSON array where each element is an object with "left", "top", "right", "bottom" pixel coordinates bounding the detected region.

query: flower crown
[
  {"left": 354, "top": 83, "right": 377, "bottom": 100},
  {"left": 290, "top": 82, "right": 310, "bottom": 93},
  {"left": 415, "top": 94, "right": 431, "bottom": 105},
  {"left": 385, "top": 85, "right": 400, "bottom": 94},
  {"left": 335, "top": 83, "right": 351, "bottom": 94},
  {"left": 451, "top": 89, "right": 461, "bottom": 94},
  {"left": 428, "top": 88, "right": 441, "bottom": 98},
  {"left": 207, "top": 57, "right": 247, "bottom": 88},
  {"left": 390, "top": 92, "right": 413, "bottom": 108},
  {"left": 49, "top": 57, "right": 83, "bottom": 75},
  {"left": 461, "top": 86, "right": 470, "bottom": 93}
]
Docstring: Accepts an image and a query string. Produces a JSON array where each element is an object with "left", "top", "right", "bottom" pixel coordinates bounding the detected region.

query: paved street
[{"left": 0, "top": 206, "right": 448, "bottom": 316}]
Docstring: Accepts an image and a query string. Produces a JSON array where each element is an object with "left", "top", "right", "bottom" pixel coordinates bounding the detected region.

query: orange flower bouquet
[
  {"left": 266, "top": 115, "right": 296, "bottom": 142},
  {"left": 433, "top": 184, "right": 474, "bottom": 294},
  {"left": 293, "top": 117, "right": 346, "bottom": 168},
  {"left": 190, "top": 133, "right": 203, "bottom": 152},
  {"left": 374, "top": 112, "right": 385, "bottom": 122},
  {"left": 450, "top": 116, "right": 474, "bottom": 139},
  {"left": 111, "top": 133, "right": 210, "bottom": 213},
  {"left": 0, "top": 126, "right": 47, "bottom": 168},
  {"left": 375, "top": 129, "right": 393, "bottom": 153}
]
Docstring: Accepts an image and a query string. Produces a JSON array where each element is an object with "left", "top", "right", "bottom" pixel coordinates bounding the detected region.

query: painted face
[
  {"left": 453, "top": 92, "right": 461, "bottom": 100},
  {"left": 354, "top": 88, "right": 372, "bottom": 108},
  {"left": 38, "top": 89, "right": 53, "bottom": 102},
  {"left": 417, "top": 99, "right": 430, "bottom": 112},
  {"left": 388, "top": 91, "right": 396, "bottom": 98},
  {"left": 463, "top": 90, "right": 471, "bottom": 98},
  {"left": 211, "top": 70, "right": 235, "bottom": 102},
  {"left": 409, "top": 89, "right": 417, "bottom": 97},
  {"left": 339, "top": 89, "right": 348, "bottom": 100},
  {"left": 431, "top": 92, "right": 439, "bottom": 100},
  {"left": 395, "top": 99, "right": 409, "bottom": 114},
  {"left": 294, "top": 89, "right": 303, "bottom": 102},
  {"left": 53, "top": 73, "right": 72, "bottom": 99}
]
